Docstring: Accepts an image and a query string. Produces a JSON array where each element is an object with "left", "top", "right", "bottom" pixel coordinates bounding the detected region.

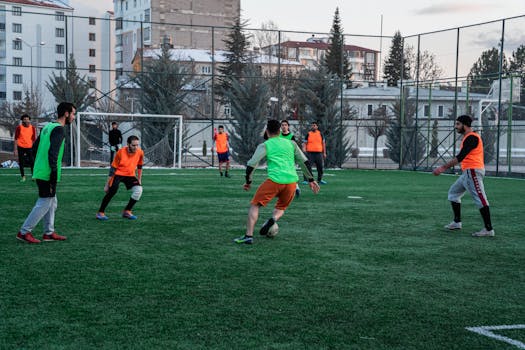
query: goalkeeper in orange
[{"left": 96, "top": 135, "right": 144, "bottom": 220}]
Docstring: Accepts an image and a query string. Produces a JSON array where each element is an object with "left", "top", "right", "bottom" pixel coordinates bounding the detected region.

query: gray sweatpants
[
  {"left": 20, "top": 197, "right": 58, "bottom": 235},
  {"left": 447, "top": 168, "right": 489, "bottom": 209}
]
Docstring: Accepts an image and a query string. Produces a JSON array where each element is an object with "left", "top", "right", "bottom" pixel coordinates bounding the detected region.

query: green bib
[
  {"left": 265, "top": 137, "right": 298, "bottom": 184},
  {"left": 33, "top": 122, "right": 65, "bottom": 181},
  {"left": 280, "top": 132, "right": 294, "bottom": 141}
]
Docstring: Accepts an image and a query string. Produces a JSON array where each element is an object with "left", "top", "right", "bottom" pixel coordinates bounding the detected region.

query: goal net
[{"left": 74, "top": 112, "right": 183, "bottom": 168}]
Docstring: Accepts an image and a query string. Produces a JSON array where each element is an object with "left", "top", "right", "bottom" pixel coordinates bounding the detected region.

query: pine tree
[
  {"left": 133, "top": 44, "right": 193, "bottom": 166},
  {"left": 323, "top": 8, "right": 351, "bottom": 84},
  {"left": 223, "top": 65, "right": 270, "bottom": 165},
  {"left": 295, "top": 68, "right": 351, "bottom": 167},
  {"left": 383, "top": 31, "right": 410, "bottom": 87},
  {"left": 218, "top": 17, "right": 250, "bottom": 98},
  {"left": 46, "top": 54, "right": 93, "bottom": 111},
  {"left": 430, "top": 119, "right": 439, "bottom": 158},
  {"left": 509, "top": 44, "right": 525, "bottom": 116},
  {"left": 385, "top": 95, "right": 426, "bottom": 167},
  {"left": 468, "top": 47, "right": 507, "bottom": 94}
]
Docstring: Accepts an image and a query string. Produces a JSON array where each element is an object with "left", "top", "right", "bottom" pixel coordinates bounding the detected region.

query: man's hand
[
  {"left": 14, "top": 149, "right": 18, "bottom": 157},
  {"left": 49, "top": 170, "right": 57, "bottom": 185},
  {"left": 243, "top": 183, "right": 251, "bottom": 191},
  {"left": 104, "top": 183, "right": 109, "bottom": 193},
  {"left": 433, "top": 165, "right": 446, "bottom": 176},
  {"left": 309, "top": 181, "right": 320, "bottom": 194},
  {"left": 323, "top": 152, "right": 327, "bottom": 159}
]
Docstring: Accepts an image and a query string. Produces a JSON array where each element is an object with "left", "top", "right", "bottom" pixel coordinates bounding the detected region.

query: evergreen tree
[
  {"left": 295, "top": 68, "right": 351, "bottom": 167},
  {"left": 385, "top": 95, "right": 426, "bottom": 167},
  {"left": 133, "top": 44, "right": 192, "bottom": 166},
  {"left": 468, "top": 47, "right": 507, "bottom": 94},
  {"left": 218, "top": 17, "right": 250, "bottom": 98},
  {"left": 323, "top": 8, "right": 351, "bottom": 84},
  {"left": 481, "top": 108, "right": 497, "bottom": 163},
  {"left": 383, "top": 31, "right": 410, "bottom": 87},
  {"left": 509, "top": 44, "right": 525, "bottom": 117},
  {"left": 46, "top": 54, "right": 93, "bottom": 111},
  {"left": 223, "top": 65, "right": 270, "bottom": 165},
  {"left": 430, "top": 119, "right": 439, "bottom": 158}
]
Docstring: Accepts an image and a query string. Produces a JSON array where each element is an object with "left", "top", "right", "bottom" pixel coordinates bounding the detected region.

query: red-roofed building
[{"left": 262, "top": 36, "right": 379, "bottom": 83}]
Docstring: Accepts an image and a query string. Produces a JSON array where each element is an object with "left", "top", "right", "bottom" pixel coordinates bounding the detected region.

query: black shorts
[
  {"left": 109, "top": 175, "right": 140, "bottom": 191},
  {"left": 217, "top": 151, "right": 230, "bottom": 163},
  {"left": 36, "top": 179, "right": 57, "bottom": 198}
]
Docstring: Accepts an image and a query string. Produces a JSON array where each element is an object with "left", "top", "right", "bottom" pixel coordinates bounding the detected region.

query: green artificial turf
[{"left": 1, "top": 168, "right": 523, "bottom": 349}]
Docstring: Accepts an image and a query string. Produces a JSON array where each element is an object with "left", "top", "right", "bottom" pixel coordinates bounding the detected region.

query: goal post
[{"left": 75, "top": 112, "right": 183, "bottom": 168}]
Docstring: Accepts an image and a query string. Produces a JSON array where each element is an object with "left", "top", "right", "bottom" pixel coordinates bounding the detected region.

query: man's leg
[
  {"left": 98, "top": 185, "right": 118, "bottom": 213},
  {"left": 17, "top": 147, "right": 25, "bottom": 179},
  {"left": 445, "top": 174, "right": 467, "bottom": 230},
  {"left": 314, "top": 153, "right": 324, "bottom": 182},
  {"left": 466, "top": 169, "right": 494, "bottom": 236},
  {"left": 246, "top": 204, "right": 260, "bottom": 236},
  {"left": 20, "top": 197, "right": 53, "bottom": 234}
]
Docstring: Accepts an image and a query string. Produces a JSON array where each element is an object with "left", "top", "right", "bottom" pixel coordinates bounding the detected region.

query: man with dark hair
[
  {"left": 212, "top": 125, "right": 231, "bottom": 177},
  {"left": 14, "top": 114, "right": 36, "bottom": 182},
  {"left": 17, "top": 102, "right": 76, "bottom": 243},
  {"left": 96, "top": 135, "right": 144, "bottom": 220},
  {"left": 302, "top": 121, "right": 327, "bottom": 185},
  {"left": 108, "top": 121, "right": 123, "bottom": 163},
  {"left": 234, "top": 119, "right": 320, "bottom": 244},
  {"left": 433, "top": 114, "right": 495, "bottom": 237}
]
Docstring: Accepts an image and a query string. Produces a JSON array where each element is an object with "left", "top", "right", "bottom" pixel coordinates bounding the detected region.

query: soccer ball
[{"left": 267, "top": 222, "right": 279, "bottom": 238}]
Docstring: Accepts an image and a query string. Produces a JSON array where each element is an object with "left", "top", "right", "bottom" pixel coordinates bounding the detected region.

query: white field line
[
  {"left": 466, "top": 324, "right": 525, "bottom": 349},
  {"left": 347, "top": 196, "right": 363, "bottom": 199}
]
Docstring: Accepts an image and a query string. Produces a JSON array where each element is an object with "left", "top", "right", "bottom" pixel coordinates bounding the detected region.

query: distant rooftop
[{"left": 1, "top": 0, "right": 73, "bottom": 10}]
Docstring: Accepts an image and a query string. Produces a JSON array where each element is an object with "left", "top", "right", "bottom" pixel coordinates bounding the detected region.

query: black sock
[
  {"left": 220, "top": 172, "right": 223, "bottom": 176},
  {"left": 451, "top": 201, "right": 461, "bottom": 222},
  {"left": 479, "top": 206, "right": 493, "bottom": 231},
  {"left": 266, "top": 218, "right": 275, "bottom": 227},
  {"left": 125, "top": 198, "right": 138, "bottom": 211}
]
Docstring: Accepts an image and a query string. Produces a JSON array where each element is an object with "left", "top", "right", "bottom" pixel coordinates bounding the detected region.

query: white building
[
  {"left": 0, "top": 0, "right": 115, "bottom": 110},
  {"left": 0, "top": 0, "right": 73, "bottom": 108}
]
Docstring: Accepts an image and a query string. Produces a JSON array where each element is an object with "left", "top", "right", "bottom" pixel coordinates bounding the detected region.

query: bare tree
[
  {"left": 405, "top": 45, "right": 444, "bottom": 84},
  {"left": 366, "top": 104, "right": 390, "bottom": 168}
]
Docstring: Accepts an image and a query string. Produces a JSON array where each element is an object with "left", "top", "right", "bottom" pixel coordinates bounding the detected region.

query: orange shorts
[{"left": 251, "top": 179, "right": 296, "bottom": 210}]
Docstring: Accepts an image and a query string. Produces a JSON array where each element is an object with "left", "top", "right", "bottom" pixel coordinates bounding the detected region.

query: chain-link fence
[{"left": 0, "top": 8, "right": 523, "bottom": 176}]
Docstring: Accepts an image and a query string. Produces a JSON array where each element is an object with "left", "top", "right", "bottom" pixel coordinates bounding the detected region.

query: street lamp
[{"left": 15, "top": 37, "right": 45, "bottom": 88}]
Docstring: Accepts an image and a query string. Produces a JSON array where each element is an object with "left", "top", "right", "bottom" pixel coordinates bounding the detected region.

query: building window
[
  {"left": 116, "top": 17, "right": 123, "bottom": 30},
  {"left": 55, "top": 44, "right": 65, "bottom": 54},
  {"left": 144, "top": 27, "right": 150, "bottom": 41},
  {"left": 12, "top": 6, "right": 22, "bottom": 16},
  {"left": 89, "top": 65, "right": 96, "bottom": 73},
  {"left": 89, "top": 17, "right": 96, "bottom": 25},
  {"left": 201, "top": 65, "right": 211, "bottom": 74},
  {"left": 116, "top": 68, "right": 123, "bottom": 79},
  {"left": 88, "top": 78, "right": 97, "bottom": 88},
  {"left": 116, "top": 51, "right": 123, "bottom": 63},
  {"left": 56, "top": 28, "right": 65, "bottom": 37},
  {"left": 424, "top": 105, "right": 430, "bottom": 117},
  {"left": 13, "top": 91, "right": 23, "bottom": 100},
  {"left": 125, "top": 1, "right": 128, "bottom": 10},
  {"left": 13, "top": 57, "right": 22, "bottom": 66},
  {"left": 134, "top": 0, "right": 137, "bottom": 7},
  {"left": 13, "top": 74, "right": 23, "bottom": 84},
  {"left": 367, "top": 104, "right": 373, "bottom": 116},
  {"left": 55, "top": 11, "right": 65, "bottom": 21},
  {"left": 89, "top": 33, "right": 96, "bottom": 41},
  {"left": 438, "top": 105, "right": 444, "bottom": 117},
  {"left": 89, "top": 49, "right": 96, "bottom": 57},
  {"left": 13, "top": 40, "right": 22, "bottom": 50},
  {"left": 56, "top": 61, "right": 65, "bottom": 69},
  {"left": 0, "top": 92, "right": 6, "bottom": 99},
  {"left": 144, "top": 9, "right": 150, "bottom": 22},
  {"left": 0, "top": 23, "right": 5, "bottom": 31},
  {"left": 0, "top": 74, "right": 5, "bottom": 82},
  {"left": 224, "top": 103, "right": 231, "bottom": 118},
  {"left": 12, "top": 23, "right": 22, "bottom": 33}
]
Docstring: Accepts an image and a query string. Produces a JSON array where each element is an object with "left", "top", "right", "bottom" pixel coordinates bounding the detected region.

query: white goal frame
[{"left": 75, "top": 112, "right": 183, "bottom": 168}]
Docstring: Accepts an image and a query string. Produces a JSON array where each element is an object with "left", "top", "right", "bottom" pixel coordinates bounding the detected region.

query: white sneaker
[
  {"left": 472, "top": 228, "right": 495, "bottom": 237},
  {"left": 444, "top": 221, "right": 462, "bottom": 230}
]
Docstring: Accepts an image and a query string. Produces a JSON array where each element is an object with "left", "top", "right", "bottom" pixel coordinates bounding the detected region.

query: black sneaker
[
  {"left": 259, "top": 218, "right": 275, "bottom": 236},
  {"left": 225, "top": 172, "right": 231, "bottom": 178}
]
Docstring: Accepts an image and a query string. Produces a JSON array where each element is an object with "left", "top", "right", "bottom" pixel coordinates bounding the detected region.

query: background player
[
  {"left": 108, "top": 121, "right": 123, "bottom": 163},
  {"left": 302, "top": 121, "right": 327, "bottom": 185},
  {"left": 433, "top": 115, "right": 495, "bottom": 237},
  {"left": 96, "top": 135, "right": 144, "bottom": 220},
  {"left": 234, "top": 119, "right": 320, "bottom": 244},
  {"left": 212, "top": 125, "right": 231, "bottom": 177},
  {"left": 280, "top": 119, "right": 301, "bottom": 198},
  {"left": 14, "top": 114, "right": 36, "bottom": 182}
]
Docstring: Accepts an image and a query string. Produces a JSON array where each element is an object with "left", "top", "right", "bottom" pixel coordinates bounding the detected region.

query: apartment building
[
  {"left": 0, "top": 0, "right": 73, "bottom": 107},
  {"left": 263, "top": 36, "right": 380, "bottom": 83},
  {"left": 113, "top": 0, "right": 240, "bottom": 80}
]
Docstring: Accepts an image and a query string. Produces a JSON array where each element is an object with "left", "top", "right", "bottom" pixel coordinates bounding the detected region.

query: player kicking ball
[
  {"left": 234, "top": 119, "right": 320, "bottom": 245},
  {"left": 96, "top": 135, "right": 144, "bottom": 220}
]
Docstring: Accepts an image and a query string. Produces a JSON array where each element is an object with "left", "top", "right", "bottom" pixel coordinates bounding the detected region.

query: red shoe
[
  {"left": 16, "top": 232, "right": 41, "bottom": 244},
  {"left": 42, "top": 232, "right": 67, "bottom": 241}
]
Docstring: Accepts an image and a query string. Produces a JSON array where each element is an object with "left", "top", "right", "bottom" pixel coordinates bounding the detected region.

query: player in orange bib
[
  {"left": 14, "top": 114, "right": 36, "bottom": 182},
  {"left": 433, "top": 115, "right": 494, "bottom": 237},
  {"left": 96, "top": 135, "right": 144, "bottom": 220},
  {"left": 212, "top": 125, "right": 231, "bottom": 177}
]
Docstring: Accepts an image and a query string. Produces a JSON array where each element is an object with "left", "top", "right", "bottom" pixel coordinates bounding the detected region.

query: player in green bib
[
  {"left": 17, "top": 102, "right": 76, "bottom": 244},
  {"left": 280, "top": 119, "right": 301, "bottom": 198},
  {"left": 234, "top": 119, "right": 320, "bottom": 244}
]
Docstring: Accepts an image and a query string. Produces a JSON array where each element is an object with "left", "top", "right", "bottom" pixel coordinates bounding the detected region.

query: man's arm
[
  {"left": 244, "top": 143, "right": 266, "bottom": 190},
  {"left": 13, "top": 126, "right": 19, "bottom": 155},
  {"left": 433, "top": 135, "right": 478, "bottom": 175},
  {"left": 48, "top": 126, "right": 65, "bottom": 183},
  {"left": 137, "top": 151, "right": 144, "bottom": 184}
]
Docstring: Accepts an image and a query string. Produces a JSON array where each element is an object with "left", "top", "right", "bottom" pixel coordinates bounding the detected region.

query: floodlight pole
[{"left": 76, "top": 113, "right": 81, "bottom": 167}]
